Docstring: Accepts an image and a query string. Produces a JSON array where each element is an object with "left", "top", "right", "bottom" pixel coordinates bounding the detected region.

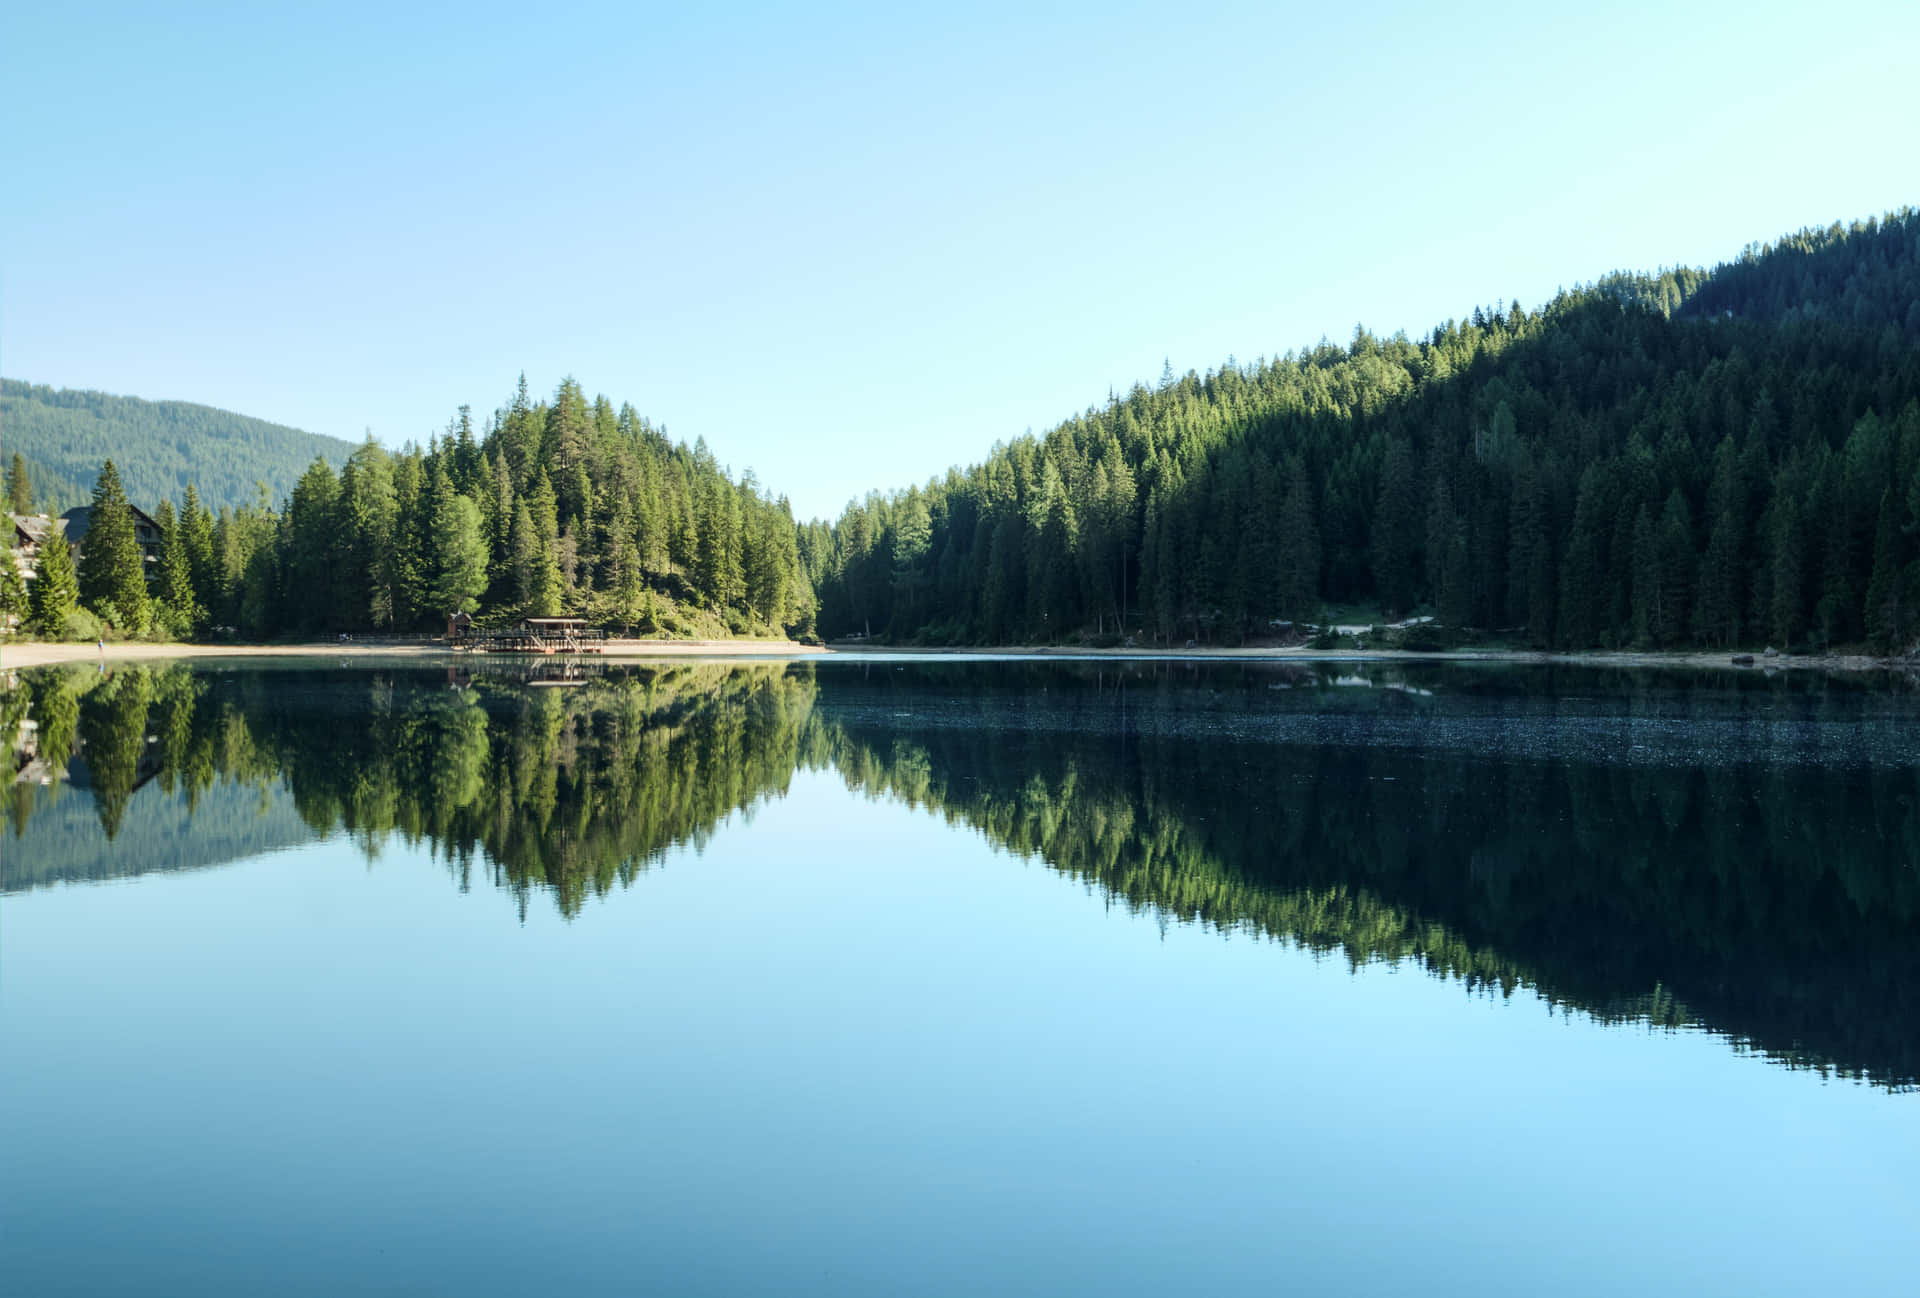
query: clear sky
[{"left": 6, "top": 1, "right": 1916, "bottom": 520}]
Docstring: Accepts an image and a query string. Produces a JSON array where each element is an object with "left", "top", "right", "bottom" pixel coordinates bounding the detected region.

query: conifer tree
[
  {"left": 1864, "top": 490, "right": 1906, "bottom": 651},
  {"left": 427, "top": 484, "right": 489, "bottom": 616},
  {"left": 77, "top": 459, "right": 148, "bottom": 632},
  {"left": 7, "top": 452, "right": 31, "bottom": 514},
  {"left": 155, "top": 498, "right": 201, "bottom": 630},
  {"left": 891, "top": 493, "right": 932, "bottom": 628},
  {"left": 29, "top": 532, "right": 79, "bottom": 636},
  {"left": 282, "top": 458, "right": 342, "bottom": 630},
  {"left": 179, "top": 484, "right": 217, "bottom": 620},
  {"left": 1274, "top": 461, "right": 1321, "bottom": 621},
  {"left": 510, "top": 500, "right": 540, "bottom": 610},
  {"left": 612, "top": 538, "right": 646, "bottom": 632},
  {"left": 1371, "top": 440, "right": 1420, "bottom": 616},
  {"left": 523, "top": 470, "right": 564, "bottom": 615},
  {"left": 339, "top": 439, "right": 398, "bottom": 627},
  {"left": 0, "top": 551, "right": 28, "bottom": 631}
]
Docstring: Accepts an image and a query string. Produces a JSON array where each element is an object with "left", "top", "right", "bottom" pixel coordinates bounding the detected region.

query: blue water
[{"left": 3, "top": 659, "right": 1916, "bottom": 1295}]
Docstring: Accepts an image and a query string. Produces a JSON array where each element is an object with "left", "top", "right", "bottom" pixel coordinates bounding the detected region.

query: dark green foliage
[
  {"left": 1, "top": 378, "right": 358, "bottom": 511},
  {"left": 808, "top": 208, "right": 1920, "bottom": 653},
  {"left": 28, "top": 533, "right": 79, "bottom": 635},
  {"left": 1, "top": 547, "right": 28, "bottom": 627},
  {"left": 178, "top": 485, "right": 217, "bottom": 624},
  {"left": 86, "top": 377, "right": 816, "bottom": 637},
  {"left": 427, "top": 482, "right": 489, "bottom": 616},
  {"left": 154, "top": 499, "right": 201, "bottom": 633},
  {"left": 7, "top": 451, "right": 31, "bottom": 513},
  {"left": 76, "top": 460, "right": 149, "bottom": 633}
]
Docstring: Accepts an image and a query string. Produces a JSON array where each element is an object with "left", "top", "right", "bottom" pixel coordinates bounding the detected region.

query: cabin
[
  {"left": 455, "top": 616, "right": 607, "bottom": 655},
  {"left": 445, "top": 611, "right": 474, "bottom": 642},
  {"left": 515, "top": 618, "right": 602, "bottom": 654},
  {"left": 8, "top": 513, "right": 66, "bottom": 582},
  {"left": 58, "top": 504, "right": 163, "bottom": 577}
]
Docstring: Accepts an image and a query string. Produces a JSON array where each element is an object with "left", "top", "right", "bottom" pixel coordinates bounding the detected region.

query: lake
[{"left": 4, "top": 656, "right": 1917, "bottom": 1296}]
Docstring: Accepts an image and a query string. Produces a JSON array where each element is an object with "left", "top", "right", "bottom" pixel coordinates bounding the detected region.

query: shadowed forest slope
[{"left": 804, "top": 210, "right": 1920, "bottom": 653}]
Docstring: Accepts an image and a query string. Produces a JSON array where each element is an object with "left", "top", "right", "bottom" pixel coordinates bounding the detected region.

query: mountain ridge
[{"left": 3, "top": 378, "right": 359, "bottom": 514}]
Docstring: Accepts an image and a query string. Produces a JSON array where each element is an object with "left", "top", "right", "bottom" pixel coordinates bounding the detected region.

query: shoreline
[
  {"left": 0, "top": 638, "right": 828, "bottom": 671},
  {"left": 2, "top": 637, "right": 1909, "bottom": 675},
  {"left": 829, "top": 643, "right": 1909, "bottom": 673}
]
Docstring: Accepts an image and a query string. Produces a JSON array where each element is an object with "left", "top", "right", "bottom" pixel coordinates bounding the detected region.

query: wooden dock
[{"left": 453, "top": 617, "right": 609, "bottom": 655}]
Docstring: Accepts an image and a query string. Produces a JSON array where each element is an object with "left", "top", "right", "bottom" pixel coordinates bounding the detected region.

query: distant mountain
[{"left": 2, "top": 379, "right": 358, "bottom": 513}]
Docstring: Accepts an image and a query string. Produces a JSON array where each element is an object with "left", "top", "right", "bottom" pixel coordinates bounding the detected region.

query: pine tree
[
  {"left": 1769, "top": 494, "right": 1805, "bottom": 649},
  {"left": 0, "top": 551, "right": 28, "bottom": 631},
  {"left": 1137, "top": 490, "right": 1163, "bottom": 643},
  {"left": 1653, "top": 490, "right": 1695, "bottom": 646},
  {"left": 155, "top": 498, "right": 201, "bottom": 631},
  {"left": 1629, "top": 505, "right": 1657, "bottom": 646},
  {"left": 282, "top": 458, "right": 342, "bottom": 631},
  {"left": 510, "top": 500, "right": 540, "bottom": 609},
  {"left": 1371, "top": 439, "right": 1420, "bottom": 616},
  {"left": 612, "top": 539, "right": 646, "bottom": 633},
  {"left": 339, "top": 439, "right": 398, "bottom": 628},
  {"left": 7, "top": 452, "right": 31, "bottom": 514},
  {"left": 1274, "top": 460, "right": 1321, "bottom": 621},
  {"left": 1864, "top": 489, "right": 1906, "bottom": 652},
  {"left": 76, "top": 460, "right": 149, "bottom": 633},
  {"left": 179, "top": 484, "right": 217, "bottom": 622},
  {"left": 427, "top": 485, "right": 489, "bottom": 616},
  {"left": 29, "top": 532, "right": 79, "bottom": 636},
  {"left": 891, "top": 493, "right": 932, "bottom": 630},
  {"left": 386, "top": 453, "right": 427, "bottom": 628}
]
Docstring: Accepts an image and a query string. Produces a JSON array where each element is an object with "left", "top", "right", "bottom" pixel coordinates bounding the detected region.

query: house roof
[
  {"left": 58, "top": 503, "right": 162, "bottom": 544},
  {"left": 10, "top": 514, "right": 65, "bottom": 545}
]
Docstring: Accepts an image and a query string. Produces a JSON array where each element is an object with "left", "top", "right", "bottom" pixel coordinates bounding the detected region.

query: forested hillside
[
  {"left": 1, "top": 379, "right": 358, "bottom": 513},
  {"left": 22, "top": 377, "right": 816, "bottom": 641},
  {"left": 805, "top": 210, "right": 1920, "bottom": 652}
]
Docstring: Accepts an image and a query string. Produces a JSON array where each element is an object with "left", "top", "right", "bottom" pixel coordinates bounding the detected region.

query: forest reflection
[{"left": 7, "top": 658, "right": 1919, "bottom": 1089}]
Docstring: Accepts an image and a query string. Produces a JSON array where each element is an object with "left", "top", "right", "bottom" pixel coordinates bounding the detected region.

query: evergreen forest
[
  {"left": 8, "top": 378, "right": 816, "bottom": 640},
  {"left": 1, "top": 379, "right": 360, "bottom": 514},
  {"left": 9, "top": 207, "right": 1920, "bottom": 653},
  {"left": 804, "top": 209, "right": 1920, "bottom": 652}
]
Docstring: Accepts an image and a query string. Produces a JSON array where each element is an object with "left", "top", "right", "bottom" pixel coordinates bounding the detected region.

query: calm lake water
[{"left": 4, "top": 656, "right": 1917, "bottom": 1296}]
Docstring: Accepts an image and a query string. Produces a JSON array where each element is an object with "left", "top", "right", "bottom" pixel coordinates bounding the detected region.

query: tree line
[
  {"left": 803, "top": 209, "right": 1920, "bottom": 652},
  {"left": 10, "top": 209, "right": 1919, "bottom": 652},
  {"left": 6, "top": 377, "right": 817, "bottom": 640}
]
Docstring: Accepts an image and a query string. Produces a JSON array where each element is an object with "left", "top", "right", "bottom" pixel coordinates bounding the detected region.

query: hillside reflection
[{"left": 8, "top": 659, "right": 1920, "bottom": 1087}]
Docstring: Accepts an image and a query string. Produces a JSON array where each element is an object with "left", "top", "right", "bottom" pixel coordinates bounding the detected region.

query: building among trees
[
  {"left": 58, "top": 503, "right": 162, "bottom": 574},
  {"left": 9, "top": 514, "right": 66, "bottom": 579}
]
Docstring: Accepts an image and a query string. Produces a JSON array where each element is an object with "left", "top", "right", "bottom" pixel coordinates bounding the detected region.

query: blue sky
[{"left": 6, "top": 1, "right": 1916, "bottom": 519}]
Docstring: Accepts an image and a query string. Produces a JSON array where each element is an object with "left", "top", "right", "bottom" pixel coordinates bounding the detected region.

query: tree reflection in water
[{"left": 8, "top": 658, "right": 1919, "bottom": 1088}]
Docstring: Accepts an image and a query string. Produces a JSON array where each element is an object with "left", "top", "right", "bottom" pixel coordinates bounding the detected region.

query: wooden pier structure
[{"left": 452, "top": 617, "right": 609, "bottom": 655}]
